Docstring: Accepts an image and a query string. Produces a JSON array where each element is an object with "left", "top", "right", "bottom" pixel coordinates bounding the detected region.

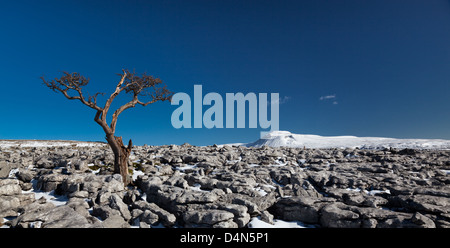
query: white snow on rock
[
  {"left": 245, "top": 130, "right": 450, "bottom": 149},
  {"left": 0, "top": 139, "right": 106, "bottom": 148},
  {"left": 248, "top": 217, "right": 308, "bottom": 228}
]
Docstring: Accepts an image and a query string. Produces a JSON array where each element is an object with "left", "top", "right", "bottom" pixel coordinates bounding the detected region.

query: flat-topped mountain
[{"left": 246, "top": 131, "right": 450, "bottom": 149}]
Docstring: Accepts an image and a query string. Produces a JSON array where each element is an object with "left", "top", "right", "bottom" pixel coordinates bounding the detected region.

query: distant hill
[
  {"left": 0, "top": 139, "right": 106, "bottom": 148},
  {"left": 245, "top": 131, "right": 450, "bottom": 149}
]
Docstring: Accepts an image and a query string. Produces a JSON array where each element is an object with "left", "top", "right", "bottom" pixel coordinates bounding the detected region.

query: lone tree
[{"left": 42, "top": 70, "right": 173, "bottom": 185}]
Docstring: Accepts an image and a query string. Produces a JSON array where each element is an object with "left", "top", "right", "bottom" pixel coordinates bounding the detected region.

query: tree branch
[
  {"left": 41, "top": 72, "right": 103, "bottom": 111},
  {"left": 94, "top": 110, "right": 111, "bottom": 135},
  {"left": 110, "top": 95, "right": 139, "bottom": 134},
  {"left": 102, "top": 70, "right": 127, "bottom": 122}
]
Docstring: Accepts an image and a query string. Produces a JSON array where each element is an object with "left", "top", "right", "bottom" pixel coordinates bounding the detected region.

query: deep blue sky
[{"left": 1, "top": 0, "right": 449, "bottom": 146}]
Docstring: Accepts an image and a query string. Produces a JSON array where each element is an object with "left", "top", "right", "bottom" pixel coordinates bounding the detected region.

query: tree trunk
[{"left": 106, "top": 134, "right": 132, "bottom": 185}]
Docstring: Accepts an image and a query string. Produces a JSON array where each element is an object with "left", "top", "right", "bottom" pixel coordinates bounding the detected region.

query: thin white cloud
[
  {"left": 269, "top": 96, "right": 291, "bottom": 106},
  {"left": 319, "top": 94, "right": 338, "bottom": 105},
  {"left": 319, "top": 95, "right": 336, "bottom": 101},
  {"left": 278, "top": 96, "right": 291, "bottom": 105}
]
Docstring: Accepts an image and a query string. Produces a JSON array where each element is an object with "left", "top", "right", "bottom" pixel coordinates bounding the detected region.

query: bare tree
[{"left": 42, "top": 70, "right": 173, "bottom": 185}]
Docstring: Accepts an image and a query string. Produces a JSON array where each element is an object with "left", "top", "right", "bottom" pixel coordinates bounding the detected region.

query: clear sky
[{"left": 1, "top": 0, "right": 449, "bottom": 146}]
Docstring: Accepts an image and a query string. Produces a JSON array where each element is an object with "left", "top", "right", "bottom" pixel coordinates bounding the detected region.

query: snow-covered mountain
[{"left": 245, "top": 131, "right": 450, "bottom": 149}]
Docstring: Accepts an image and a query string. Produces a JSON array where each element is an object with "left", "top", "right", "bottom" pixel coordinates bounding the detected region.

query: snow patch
[
  {"left": 0, "top": 139, "right": 106, "bottom": 148},
  {"left": 23, "top": 180, "right": 69, "bottom": 206},
  {"left": 248, "top": 217, "right": 308, "bottom": 228},
  {"left": 132, "top": 168, "right": 145, "bottom": 181},
  {"left": 345, "top": 187, "right": 391, "bottom": 196}
]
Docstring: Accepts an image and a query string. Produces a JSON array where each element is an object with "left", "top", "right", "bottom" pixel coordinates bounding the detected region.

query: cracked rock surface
[{"left": 1, "top": 143, "right": 449, "bottom": 228}]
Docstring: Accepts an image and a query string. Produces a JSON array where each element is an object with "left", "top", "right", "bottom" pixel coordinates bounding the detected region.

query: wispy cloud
[
  {"left": 319, "top": 95, "right": 336, "bottom": 101},
  {"left": 319, "top": 94, "right": 338, "bottom": 105},
  {"left": 269, "top": 96, "right": 291, "bottom": 106}
]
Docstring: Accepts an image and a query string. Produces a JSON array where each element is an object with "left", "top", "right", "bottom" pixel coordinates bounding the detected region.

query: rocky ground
[{"left": 1, "top": 142, "right": 449, "bottom": 228}]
